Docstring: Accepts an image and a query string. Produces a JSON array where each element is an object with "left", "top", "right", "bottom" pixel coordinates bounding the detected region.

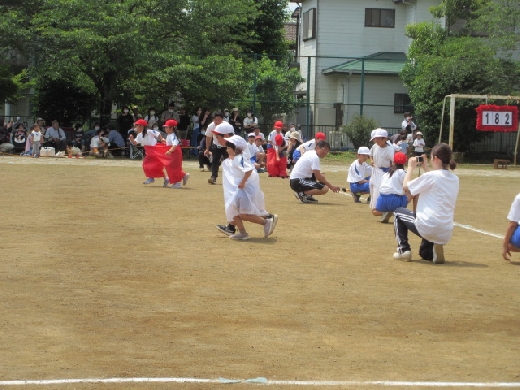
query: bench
[{"left": 494, "top": 159, "right": 510, "bottom": 169}]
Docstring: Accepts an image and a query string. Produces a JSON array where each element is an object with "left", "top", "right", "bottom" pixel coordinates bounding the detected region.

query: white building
[{"left": 290, "top": 0, "right": 442, "bottom": 138}]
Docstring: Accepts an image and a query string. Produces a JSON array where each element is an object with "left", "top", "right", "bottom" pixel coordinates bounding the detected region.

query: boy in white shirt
[
  {"left": 298, "top": 132, "right": 326, "bottom": 155},
  {"left": 369, "top": 128, "right": 394, "bottom": 213},
  {"left": 345, "top": 146, "right": 372, "bottom": 203}
]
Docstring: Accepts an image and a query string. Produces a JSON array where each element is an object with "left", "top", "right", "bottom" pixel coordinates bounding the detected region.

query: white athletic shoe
[
  {"left": 433, "top": 244, "right": 445, "bottom": 264},
  {"left": 229, "top": 233, "right": 249, "bottom": 241},
  {"left": 380, "top": 212, "right": 392, "bottom": 223},
  {"left": 143, "top": 178, "right": 155, "bottom": 184},
  {"left": 182, "top": 173, "right": 190, "bottom": 186},
  {"left": 270, "top": 214, "right": 278, "bottom": 235},
  {"left": 263, "top": 218, "right": 273, "bottom": 238},
  {"left": 171, "top": 182, "right": 182, "bottom": 189},
  {"left": 163, "top": 177, "right": 170, "bottom": 187},
  {"left": 393, "top": 251, "right": 412, "bottom": 262}
]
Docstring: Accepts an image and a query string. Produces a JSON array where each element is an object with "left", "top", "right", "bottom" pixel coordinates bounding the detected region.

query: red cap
[
  {"left": 315, "top": 132, "right": 326, "bottom": 140},
  {"left": 134, "top": 119, "right": 147, "bottom": 126},
  {"left": 163, "top": 119, "right": 178, "bottom": 127},
  {"left": 393, "top": 151, "right": 407, "bottom": 165},
  {"left": 274, "top": 120, "right": 283, "bottom": 129},
  {"left": 275, "top": 133, "right": 284, "bottom": 146}
]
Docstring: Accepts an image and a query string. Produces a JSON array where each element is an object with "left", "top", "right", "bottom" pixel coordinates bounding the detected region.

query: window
[
  {"left": 394, "top": 94, "right": 411, "bottom": 114},
  {"left": 303, "top": 8, "right": 316, "bottom": 40},
  {"left": 365, "top": 8, "right": 395, "bottom": 28}
]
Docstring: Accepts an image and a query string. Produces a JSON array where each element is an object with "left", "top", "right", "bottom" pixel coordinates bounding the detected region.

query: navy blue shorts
[{"left": 376, "top": 193, "right": 408, "bottom": 212}]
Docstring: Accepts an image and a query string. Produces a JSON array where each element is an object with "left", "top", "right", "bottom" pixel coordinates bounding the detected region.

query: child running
[
  {"left": 346, "top": 146, "right": 372, "bottom": 203},
  {"left": 219, "top": 129, "right": 278, "bottom": 240},
  {"left": 163, "top": 119, "right": 190, "bottom": 189},
  {"left": 374, "top": 151, "right": 409, "bottom": 223}
]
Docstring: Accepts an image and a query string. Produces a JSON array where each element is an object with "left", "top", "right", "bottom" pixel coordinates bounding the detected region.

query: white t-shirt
[
  {"left": 253, "top": 132, "right": 265, "bottom": 140},
  {"left": 247, "top": 142, "right": 257, "bottom": 159},
  {"left": 401, "top": 119, "right": 417, "bottom": 132},
  {"left": 369, "top": 144, "right": 394, "bottom": 169},
  {"left": 31, "top": 131, "right": 42, "bottom": 142},
  {"left": 205, "top": 122, "right": 221, "bottom": 146},
  {"left": 290, "top": 150, "right": 321, "bottom": 180},
  {"left": 268, "top": 129, "right": 280, "bottom": 145},
  {"left": 90, "top": 136, "right": 109, "bottom": 148},
  {"left": 166, "top": 133, "right": 179, "bottom": 146},
  {"left": 347, "top": 160, "right": 372, "bottom": 183},
  {"left": 301, "top": 138, "right": 317, "bottom": 153},
  {"left": 507, "top": 194, "right": 520, "bottom": 222},
  {"left": 407, "top": 169, "right": 459, "bottom": 244},
  {"left": 135, "top": 130, "right": 161, "bottom": 146},
  {"left": 413, "top": 138, "right": 425, "bottom": 152},
  {"left": 380, "top": 169, "right": 406, "bottom": 195},
  {"left": 243, "top": 116, "right": 258, "bottom": 129}
]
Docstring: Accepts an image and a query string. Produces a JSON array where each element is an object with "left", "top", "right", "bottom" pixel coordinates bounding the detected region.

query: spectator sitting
[
  {"left": 90, "top": 129, "right": 110, "bottom": 158},
  {"left": 73, "top": 123, "right": 84, "bottom": 150},
  {"left": 0, "top": 122, "right": 14, "bottom": 153},
  {"left": 44, "top": 120, "right": 67, "bottom": 151},
  {"left": 108, "top": 127, "right": 126, "bottom": 156},
  {"left": 66, "top": 141, "right": 83, "bottom": 158}
]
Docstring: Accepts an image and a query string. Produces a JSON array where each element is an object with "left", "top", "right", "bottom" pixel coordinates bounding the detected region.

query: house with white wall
[{"left": 290, "top": 0, "right": 442, "bottom": 138}]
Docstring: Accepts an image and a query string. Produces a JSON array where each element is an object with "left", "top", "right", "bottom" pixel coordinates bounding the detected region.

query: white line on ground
[
  {"left": 2, "top": 377, "right": 520, "bottom": 387},
  {"left": 337, "top": 191, "right": 504, "bottom": 240}
]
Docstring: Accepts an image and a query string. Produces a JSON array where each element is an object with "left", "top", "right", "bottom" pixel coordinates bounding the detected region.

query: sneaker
[
  {"left": 366, "top": 195, "right": 371, "bottom": 203},
  {"left": 263, "top": 217, "right": 273, "bottom": 238},
  {"left": 270, "top": 214, "right": 278, "bottom": 235},
  {"left": 341, "top": 188, "right": 347, "bottom": 192},
  {"left": 353, "top": 193, "right": 361, "bottom": 203},
  {"left": 294, "top": 192, "right": 308, "bottom": 203},
  {"left": 183, "top": 173, "right": 190, "bottom": 186},
  {"left": 216, "top": 224, "right": 235, "bottom": 236},
  {"left": 143, "top": 178, "right": 155, "bottom": 185},
  {"left": 393, "top": 251, "right": 412, "bottom": 262},
  {"left": 199, "top": 167, "right": 204, "bottom": 172},
  {"left": 163, "top": 177, "right": 169, "bottom": 187},
  {"left": 171, "top": 182, "right": 182, "bottom": 189},
  {"left": 208, "top": 176, "right": 216, "bottom": 185},
  {"left": 257, "top": 168, "right": 265, "bottom": 173},
  {"left": 380, "top": 212, "right": 392, "bottom": 223},
  {"left": 433, "top": 244, "right": 445, "bottom": 264},
  {"left": 306, "top": 195, "right": 318, "bottom": 203},
  {"left": 229, "top": 233, "right": 249, "bottom": 240}
]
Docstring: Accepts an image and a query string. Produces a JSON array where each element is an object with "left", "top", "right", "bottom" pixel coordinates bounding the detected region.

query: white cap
[
  {"left": 212, "top": 122, "right": 234, "bottom": 135},
  {"left": 357, "top": 146, "right": 370, "bottom": 155},
  {"left": 370, "top": 128, "right": 388, "bottom": 141},
  {"left": 227, "top": 135, "right": 248, "bottom": 151}
]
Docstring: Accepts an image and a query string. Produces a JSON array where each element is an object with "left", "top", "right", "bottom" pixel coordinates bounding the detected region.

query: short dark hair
[
  {"left": 316, "top": 140, "right": 330, "bottom": 149},
  {"left": 213, "top": 112, "right": 224, "bottom": 119}
]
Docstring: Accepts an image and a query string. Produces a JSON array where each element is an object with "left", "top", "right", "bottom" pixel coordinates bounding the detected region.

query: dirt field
[{"left": 1, "top": 156, "right": 520, "bottom": 390}]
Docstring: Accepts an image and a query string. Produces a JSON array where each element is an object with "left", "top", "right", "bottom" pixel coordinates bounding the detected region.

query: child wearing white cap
[
  {"left": 220, "top": 134, "right": 278, "bottom": 240},
  {"left": 413, "top": 131, "right": 425, "bottom": 157},
  {"left": 346, "top": 146, "right": 372, "bottom": 203},
  {"left": 369, "top": 128, "right": 394, "bottom": 213}
]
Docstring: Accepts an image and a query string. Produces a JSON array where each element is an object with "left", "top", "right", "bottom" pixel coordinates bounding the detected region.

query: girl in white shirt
[
  {"left": 164, "top": 120, "right": 190, "bottom": 189},
  {"left": 369, "top": 128, "right": 394, "bottom": 213},
  {"left": 374, "top": 151, "right": 409, "bottom": 223},
  {"left": 220, "top": 135, "right": 277, "bottom": 241},
  {"left": 393, "top": 143, "right": 459, "bottom": 264}
]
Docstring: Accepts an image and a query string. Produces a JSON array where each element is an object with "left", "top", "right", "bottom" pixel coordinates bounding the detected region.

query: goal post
[{"left": 439, "top": 94, "right": 520, "bottom": 165}]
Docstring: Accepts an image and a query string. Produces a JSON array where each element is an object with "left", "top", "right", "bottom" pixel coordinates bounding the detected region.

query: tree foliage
[
  {"left": 402, "top": 3, "right": 520, "bottom": 152},
  {"left": 341, "top": 113, "right": 379, "bottom": 150},
  {"left": 0, "top": 0, "right": 295, "bottom": 125}
]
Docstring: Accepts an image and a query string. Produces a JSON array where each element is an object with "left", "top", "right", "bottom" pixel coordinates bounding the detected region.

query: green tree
[
  {"left": 402, "top": 18, "right": 520, "bottom": 152},
  {"left": 0, "top": 65, "right": 18, "bottom": 103},
  {"left": 341, "top": 113, "right": 379, "bottom": 149}
]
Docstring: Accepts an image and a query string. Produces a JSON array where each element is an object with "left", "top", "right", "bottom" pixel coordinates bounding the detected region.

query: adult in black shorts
[{"left": 289, "top": 141, "right": 340, "bottom": 203}]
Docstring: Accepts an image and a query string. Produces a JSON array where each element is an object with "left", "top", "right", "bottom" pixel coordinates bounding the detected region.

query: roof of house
[{"left": 323, "top": 52, "right": 407, "bottom": 76}]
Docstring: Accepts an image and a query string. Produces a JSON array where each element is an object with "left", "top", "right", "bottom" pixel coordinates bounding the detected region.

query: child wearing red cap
[
  {"left": 164, "top": 119, "right": 190, "bottom": 188},
  {"left": 129, "top": 119, "right": 169, "bottom": 186},
  {"left": 374, "top": 151, "right": 410, "bottom": 223},
  {"left": 267, "top": 121, "right": 288, "bottom": 178},
  {"left": 298, "top": 131, "right": 326, "bottom": 156}
]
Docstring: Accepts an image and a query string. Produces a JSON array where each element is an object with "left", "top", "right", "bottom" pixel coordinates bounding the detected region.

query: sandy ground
[{"left": 1, "top": 155, "right": 520, "bottom": 390}]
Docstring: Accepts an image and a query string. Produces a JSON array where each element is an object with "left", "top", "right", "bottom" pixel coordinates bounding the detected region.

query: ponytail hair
[
  {"left": 388, "top": 164, "right": 404, "bottom": 177},
  {"left": 431, "top": 143, "right": 456, "bottom": 170}
]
